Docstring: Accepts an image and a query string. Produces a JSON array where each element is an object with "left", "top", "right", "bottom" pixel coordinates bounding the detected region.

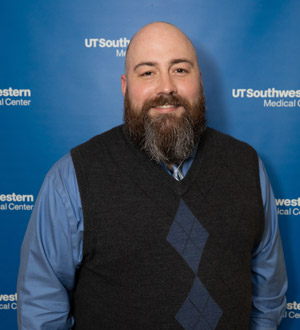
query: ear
[
  {"left": 199, "top": 70, "right": 203, "bottom": 89},
  {"left": 121, "top": 74, "right": 127, "bottom": 97}
]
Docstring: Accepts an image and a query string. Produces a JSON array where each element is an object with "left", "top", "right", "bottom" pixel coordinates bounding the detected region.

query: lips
[
  {"left": 151, "top": 103, "right": 182, "bottom": 114},
  {"left": 154, "top": 104, "right": 177, "bottom": 109},
  {"left": 141, "top": 94, "right": 185, "bottom": 115}
]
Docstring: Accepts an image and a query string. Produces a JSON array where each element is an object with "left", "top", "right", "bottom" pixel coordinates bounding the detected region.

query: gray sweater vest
[{"left": 70, "top": 126, "right": 264, "bottom": 330}]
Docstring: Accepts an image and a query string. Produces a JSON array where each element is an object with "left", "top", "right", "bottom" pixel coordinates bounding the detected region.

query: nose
[{"left": 155, "top": 73, "right": 177, "bottom": 95}]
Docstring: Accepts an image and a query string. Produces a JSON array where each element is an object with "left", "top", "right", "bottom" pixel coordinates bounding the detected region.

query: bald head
[
  {"left": 125, "top": 22, "right": 198, "bottom": 75},
  {"left": 121, "top": 22, "right": 206, "bottom": 163},
  {"left": 120, "top": 20, "right": 203, "bottom": 131}
]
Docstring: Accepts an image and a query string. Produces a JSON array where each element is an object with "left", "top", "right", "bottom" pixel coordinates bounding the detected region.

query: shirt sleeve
[
  {"left": 249, "top": 157, "right": 288, "bottom": 330},
  {"left": 17, "top": 153, "right": 83, "bottom": 330}
]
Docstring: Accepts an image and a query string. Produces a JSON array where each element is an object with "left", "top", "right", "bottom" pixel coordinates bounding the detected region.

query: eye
[
  {"left": 141, "top": 71, "right": 153, "bottom": 76},
  {"left": 175, "top": 68, "right": 188, "bottom": 74}
]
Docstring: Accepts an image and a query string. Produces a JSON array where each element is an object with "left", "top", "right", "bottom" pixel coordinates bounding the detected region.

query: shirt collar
[{"left": 160, "top": 142, "right": 199, "bottom": 178}]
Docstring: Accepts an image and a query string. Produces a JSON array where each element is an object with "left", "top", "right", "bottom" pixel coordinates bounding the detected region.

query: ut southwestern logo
[
  {"left": 232, "top": 88, "right": 300, "bottom": 109},
  {"left": 0, "top": 193, "right": 34, "bottom": 211},
  {"left": 84, "top": 37, "right": 130, "bottom": 57},
  {"left": 276, "top": 198, "right": 300, "bottom": 216},
  {"left": 0, "top": 88, "right": 32, "bottom": 108},
  {"left": 283, "top": 301, "right": 300, "bottom": 319},
  {"left": 0, "top": 293, "right": 17, "bottom": 311}
]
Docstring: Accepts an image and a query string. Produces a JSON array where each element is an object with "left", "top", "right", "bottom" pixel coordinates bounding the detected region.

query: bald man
[{"left": 18, "top": 22, "right": 287, "bottom": 330}]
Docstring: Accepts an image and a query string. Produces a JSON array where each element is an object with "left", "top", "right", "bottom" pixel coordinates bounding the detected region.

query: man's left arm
[{"left": 250, "top": 157, "right": 288, "bottom": 330}]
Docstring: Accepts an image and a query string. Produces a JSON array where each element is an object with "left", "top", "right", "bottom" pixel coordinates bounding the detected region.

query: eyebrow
[
  {"left": 133, "top": 58, "right": 194, "bottom": 71},
  {"left": 170, "top": 58, "right": 194, "bottom": 67},
  {"left": 134, "top": 61, "right": 158, "bottom": 71}
]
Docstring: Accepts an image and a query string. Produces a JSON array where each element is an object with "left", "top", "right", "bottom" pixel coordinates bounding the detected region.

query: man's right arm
[{"left": 17, "top": 154, "right": 83, "bottom": 330}]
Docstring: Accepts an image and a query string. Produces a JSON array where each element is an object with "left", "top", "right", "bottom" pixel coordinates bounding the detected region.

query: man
[{"left": 18, "top": 22, "right": 287, "bottom": 330}]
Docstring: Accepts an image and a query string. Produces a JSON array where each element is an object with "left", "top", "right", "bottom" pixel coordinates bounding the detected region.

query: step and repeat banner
[{"left": 1, "top": 0, "right": 299, "bottom": 329}]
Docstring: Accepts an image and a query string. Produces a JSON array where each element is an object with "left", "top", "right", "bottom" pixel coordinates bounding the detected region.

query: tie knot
[{"left": 172, "top": 162, "right": 184, "bottom": 181}]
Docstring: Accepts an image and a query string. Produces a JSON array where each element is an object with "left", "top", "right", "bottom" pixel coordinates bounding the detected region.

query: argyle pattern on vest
[
  {"left": 167, "top": 199, "right": 222, "bottom": 329},
  {"left": 71, "top": 126, "right": 264, "bottom": 330}
]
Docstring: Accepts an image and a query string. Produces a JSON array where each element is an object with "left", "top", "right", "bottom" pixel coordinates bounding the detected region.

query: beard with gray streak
[{"left": 123, "top": 88, "right": 206, "bottom": 165}]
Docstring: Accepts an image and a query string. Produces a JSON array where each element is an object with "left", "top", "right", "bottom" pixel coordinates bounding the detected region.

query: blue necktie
[{"left": 171, "top": 162, "right": 184, "bottom": 181}]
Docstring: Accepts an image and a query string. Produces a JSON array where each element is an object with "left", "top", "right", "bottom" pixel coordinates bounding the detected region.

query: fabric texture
[
  {"left": 70, "top": 126, "right": 265, "bottom": 330},
  {"left": 17, "top": 126, "right": 287, "bottom": 330}
]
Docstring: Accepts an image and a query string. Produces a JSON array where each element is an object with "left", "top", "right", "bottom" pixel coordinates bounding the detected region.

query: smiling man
[
  {"left": 122, "top": 23, "right": 206, "bottom": 167},
  {"left": 18, "top": 22, "right": 287, "bottom": 330}
]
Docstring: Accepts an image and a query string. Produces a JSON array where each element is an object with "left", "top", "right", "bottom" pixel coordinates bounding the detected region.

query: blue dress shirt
[{"left": 17, "top": 152, "right": 287, "bottom": 330}]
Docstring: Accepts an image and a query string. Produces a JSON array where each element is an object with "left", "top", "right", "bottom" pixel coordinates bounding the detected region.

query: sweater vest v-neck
[{"left": 70, "top": 126, "right": 264, "bottom": 330}]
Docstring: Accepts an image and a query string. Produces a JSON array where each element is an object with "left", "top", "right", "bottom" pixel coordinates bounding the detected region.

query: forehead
[{"left": 127, "top": 24, "right": 197, "bottom": 70}]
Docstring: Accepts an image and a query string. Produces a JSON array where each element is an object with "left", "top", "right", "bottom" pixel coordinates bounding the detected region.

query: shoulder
[
  {"left": 47, "top": 153, "right": 74, "bottom": 175},
  {"left": 203, "top": 128, "right": 261, "bottom": 192},
  {"left": 46, "top": 153, "right": 76, "bottom": 184},
  {"left": 71, "top": 125, "right": 123, "bottom": 155},
  {"left": 42, "top": 153, "right": 79, "bottom": 205},
  {"left": 70, "top": 126, "right": 126, "bottom": 176},
  {"left": 206, "top": 127, "right": 257, "bottom": 153},
  {"left": 205, "top": 127, "right": 258, "bottom": 164}
]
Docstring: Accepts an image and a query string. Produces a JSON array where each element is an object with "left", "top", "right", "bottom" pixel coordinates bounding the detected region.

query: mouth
[{"left": 151, "top": 104, "right": 181, "bottom": 113}]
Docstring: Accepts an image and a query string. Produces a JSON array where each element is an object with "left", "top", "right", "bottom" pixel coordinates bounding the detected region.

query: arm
[
  {"left": 17, "top": 153, "right": 83, "bottom": 330},
  {"left": 249, "top": 158, "right": 288, "bottom": 330}
]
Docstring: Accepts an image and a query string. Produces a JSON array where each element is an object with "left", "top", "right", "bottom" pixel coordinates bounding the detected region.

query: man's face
[
  {"left": 121, "top": 23, "right": 202, "bottom": 119},
  {"left": 121, "top": 23, "right": 206, "bottom": 164}
]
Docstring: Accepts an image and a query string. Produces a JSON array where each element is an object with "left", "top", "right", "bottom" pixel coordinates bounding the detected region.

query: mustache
[{"left": 141, "top": 94, "right": 188, "bottom": 113}]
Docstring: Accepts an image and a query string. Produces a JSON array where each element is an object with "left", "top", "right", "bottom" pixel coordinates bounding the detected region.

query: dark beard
[{"left": 123, "top": 90, "right": 206, "bottom": 164}]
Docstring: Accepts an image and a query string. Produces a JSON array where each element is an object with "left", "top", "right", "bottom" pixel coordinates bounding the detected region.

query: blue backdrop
[{"left": 1, "top": 0, "right": 299, "bottom": 328}]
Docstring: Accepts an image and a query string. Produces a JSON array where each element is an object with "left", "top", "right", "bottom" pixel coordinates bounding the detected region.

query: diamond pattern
[
  {"left": 166, "top": 200, "right": 208, "bottom": 273},
  {"left": 167, "top": 200, "right": 223, "bottom": 329}
]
